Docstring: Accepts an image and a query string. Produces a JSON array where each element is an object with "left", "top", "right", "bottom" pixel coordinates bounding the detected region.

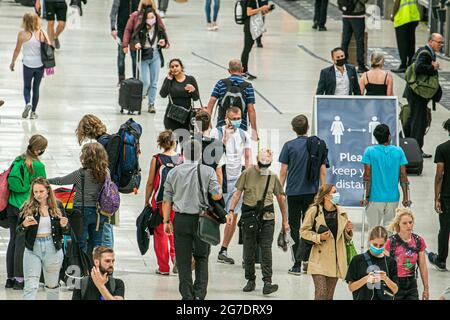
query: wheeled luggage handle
[{"left": 136, "top": 49, "right": 142, "bottom": 81}]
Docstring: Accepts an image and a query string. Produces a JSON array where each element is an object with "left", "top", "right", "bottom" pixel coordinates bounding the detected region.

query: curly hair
[
  {"left": 80, "top": 142, "right": 109, "bottom": 184},
  {"left": 21, "top": 178, "right": 62, "bottom": 219},
  {"left": 75, "top": 114, "right": 107, "bottom": 145},
  {"left": 157, "top": 130, "right": 175, "bottom": 151}
]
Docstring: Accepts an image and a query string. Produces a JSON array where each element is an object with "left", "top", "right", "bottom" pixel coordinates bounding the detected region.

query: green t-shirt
[{"left": 235, "top": 166, "right": 285, "bottom": 220}]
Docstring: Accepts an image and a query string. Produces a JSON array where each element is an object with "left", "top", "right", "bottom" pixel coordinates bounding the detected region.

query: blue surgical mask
[
  {"left": 230, "top": 120, "right": 241, "bottom": 129},
  {"left": 331, "top": 192, "right": 340, "bottom": 205},
  {"left": 369, "top": 244, "right": 385, "bottom": 256}
]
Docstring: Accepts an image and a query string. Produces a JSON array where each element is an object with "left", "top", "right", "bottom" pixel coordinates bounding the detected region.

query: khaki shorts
[{"left": 366, "top": 202, "right": 399, "bottom": 230}]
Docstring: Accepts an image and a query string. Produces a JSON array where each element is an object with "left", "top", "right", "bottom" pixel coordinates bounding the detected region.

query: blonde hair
[
  {"left": 311, "top": 183, "right": 334, "bottom": 208},
  {"left": 22, "top": 12, "right": 41, "bottom": 32},
  {"left": 387, "top": 208, "right": 415, "bottom": 233},
  {"left": 138, "top": 0, "right": 156, "bottom": 11},
  {"left": 21, "top": 178, "right": 62, "bottom": 219},
  {"left": 371, "top": 51, "right": 385, "bottom": 68},
  {"left": 80, "top": 142, "right": 109, "bottom": 184},
  {"left": 75, "top": 114, "right": 107, "bottom": 145}
]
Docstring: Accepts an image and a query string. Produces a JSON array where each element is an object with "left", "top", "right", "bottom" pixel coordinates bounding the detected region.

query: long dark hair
[{"left": 132, "top": 6, "right": 158, "bottom": 44}]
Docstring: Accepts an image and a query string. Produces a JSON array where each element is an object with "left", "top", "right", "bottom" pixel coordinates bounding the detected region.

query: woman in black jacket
[
  {"left": 160, "top": 58, "right": 200, "bottom": 135},
  {"left": 18, "top": 177, "right": 68, "bottom": 300}
]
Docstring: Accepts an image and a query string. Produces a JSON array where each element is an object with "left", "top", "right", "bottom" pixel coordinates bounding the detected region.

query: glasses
[{"left": 433, "top": 40, "right": 444, "bottom": 45}]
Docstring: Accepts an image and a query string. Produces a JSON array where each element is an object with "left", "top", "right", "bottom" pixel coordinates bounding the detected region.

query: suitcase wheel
[
  {"left": 120, "top": 109, "right": 124, "bottom": 114},
  {"left": 138, "top": 111, "right": 141, "bottom": 115}
]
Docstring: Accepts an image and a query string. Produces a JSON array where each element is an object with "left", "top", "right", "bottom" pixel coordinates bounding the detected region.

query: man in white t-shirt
[{"left": 210, "top": 107, "right": 252, "bottom": 264}]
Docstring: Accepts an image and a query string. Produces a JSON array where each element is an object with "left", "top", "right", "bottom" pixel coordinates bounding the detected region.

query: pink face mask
[{"left": 146, "top": 19, "right": 156, "bottom": 26}]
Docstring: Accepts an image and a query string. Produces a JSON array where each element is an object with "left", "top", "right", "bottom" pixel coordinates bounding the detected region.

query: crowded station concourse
[{"left": 0, "top": 0, "right": 449, "bottom": 301}]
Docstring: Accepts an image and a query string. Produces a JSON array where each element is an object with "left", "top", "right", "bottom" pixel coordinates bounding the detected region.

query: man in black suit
[
  {"left": 404, "top": 33, "right": 443, "bottom": 158},
  {"left": 316, "top": 47, "right": 361, "bottom": 95}
]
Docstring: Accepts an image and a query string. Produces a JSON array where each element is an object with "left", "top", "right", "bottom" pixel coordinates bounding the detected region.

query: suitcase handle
[{"left": 136, "top": 49, "right": 141, "bottom": 81}]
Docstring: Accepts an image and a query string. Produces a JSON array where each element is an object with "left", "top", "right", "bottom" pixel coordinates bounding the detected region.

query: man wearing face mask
[
  {"left": 210, "top": 107, "right": 253, "bottom": 265},
  {"left": 228, "top": 149, "right": 289, "bottom": 295},
  {"left": 316, "top": 47, "right": 361, "bottom": 96},
  {"left": 361, "top": 124, "right": 410, "bottom": 230},
  {"left": 72, "top": 246, "right": 125, "bottom": 300}
]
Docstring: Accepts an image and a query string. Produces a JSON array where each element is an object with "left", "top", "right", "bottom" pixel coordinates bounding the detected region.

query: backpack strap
[
  {"left": 389, "top": 235, "right": 397, "bottom": 259},
  {"left": 364, "top": 252, "right": 373, "bottom": 267},
  {"left": 221, "top": 78, "right": 232, "bottom": 92},
  {"left": 80, "top": 276, "right": 89, "bottom": 299},
  {"left": 109, "top": 277, "right": 116, "bottom": 296},
  {"left": 238, "top": 128, "right": 247, "bottom": 144}
]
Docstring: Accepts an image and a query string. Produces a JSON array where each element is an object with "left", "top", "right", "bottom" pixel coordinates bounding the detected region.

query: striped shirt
[{"left": 211, "top": 75, "right": 256, "bottom": 131}]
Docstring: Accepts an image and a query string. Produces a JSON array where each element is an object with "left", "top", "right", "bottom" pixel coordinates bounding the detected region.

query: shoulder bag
[
  {"left": 250, "top": 1, "right": 266, "bottom": 40},
  {"left": 296, "top": 206, "right": 323, "bottom": 262},
  {"left": 39, "top": 29, "right": 56, "bottom": 69},
  {"left": 240, "top": 175, "right": 271, "bottom": 233},
  {"left": 166, "top": 80, "right": 192, "bottom": 124},
  {"left": 196, "top": 164, "right": 221, "bottom": 246}
]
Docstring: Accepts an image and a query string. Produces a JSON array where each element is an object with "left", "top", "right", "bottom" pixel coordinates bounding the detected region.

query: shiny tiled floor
[{"left": 0, "top": 0, "right": 449, "bottom": 300}]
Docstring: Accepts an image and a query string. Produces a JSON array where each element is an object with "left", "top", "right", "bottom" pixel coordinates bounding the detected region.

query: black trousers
[
  {"left": 241, "top": 21, "right": 254, "bottom": 73},
  {"left": 6, "top": 204, "right": 24, "bottom": 279},
  {"left": 395, "top": 277, "right": 419, "bottom": 300},
  {"left": 243, "top": 219, "right": 275, "bottom": 283},
  {"left": 438, "top": 197, "right": 450, "bottom": 263},
  {"left": 173, "top": 212, "right": 210, "bottom": 300},
  {"left": 313, "top": 0, "right": 328, "bottom": 27},
  {"left": 404, "top": 86, "right": 429, "bottom": 149},
  {"left": 341, "top": 17, "right": 366, "bottom": 68},
  {"left": 395, "top": 21, "right": 418, "bottom": 68},
  {"left": 288, "top": 194, "right": 316, "bottom": 267}
]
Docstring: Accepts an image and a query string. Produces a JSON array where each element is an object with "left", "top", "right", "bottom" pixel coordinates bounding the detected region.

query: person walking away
[
  {"left": 35, "top": 0, "right": 67, "bottom": 49},
  {"left": 279, "top": 115, "right": 327, "bottom": 275},
  {"left": 162, "top": 139, "right": 230, "bottom": 300},
  {"left": 313, "top": 0, "right": 328, "bottom": 31},
  {"left": 18, "top": 178, "right": 68, "bottom": 300},
  {"left": 48, "top": 143, "right": 109, "bottom": 254},
  {"left": 10, "top": 13, "right": 48, "bottom": 120},
  {"left": 346, "top": 226, "right": 398, "bottom": 300},
  {"left": 205, "top": 0, "right": 220, "bottom": 31},
  {"left": 145, "top": 130, "right": 182, "bottom": 275},
  {"left": 360, "top": 52, "right": 394, "bottom": 96},
  {"left": 110, "top": 0, "right": 140, "bottom": 85},
  {"left": 428, "top": 118, "right": 450, "bottom": 271},
  {"left": 391, "top": 0, "right": 420, "bottom": 73},
  {"left": 5, "top": 135, "right": 47, "bottom": 290},
  {"left": 300, "top": 184, "right": 353, "bottom": 300},
  {"left": 158, "top": 0, "right": 169, "bottom": 18},
  {"left": 386, "top": 208, "right": 429, "bottom": 300},
  {"left": 130, "top": 6, "right": 168, "bottom": 113},
  {"left": 361, "top": 124, "right": 410, "bottom": 230}
]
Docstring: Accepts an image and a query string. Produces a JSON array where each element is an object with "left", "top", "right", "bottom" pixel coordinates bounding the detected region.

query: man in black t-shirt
[
  {"left": 72, "top": 246, "right": 125, "bottom": 300},
  {"left": 428, "top": 118, "right": 450, "bottom": 271}
]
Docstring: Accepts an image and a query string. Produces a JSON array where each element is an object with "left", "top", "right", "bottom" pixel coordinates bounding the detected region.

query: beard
[{"left": 99, "top": 265, "right": 114, "bottom": 276}]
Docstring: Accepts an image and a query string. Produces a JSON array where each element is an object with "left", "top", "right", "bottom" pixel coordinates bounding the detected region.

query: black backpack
[
  {"left": 97, "top": 133, "right": 121, "bottom": 185},
  {"left": 235, "top": 0, "right": 247, "bottom": 25},
  {"left": 218, "top": 78, "right": 250, "bottom": 122},
  {"left": 338, "top": 0, "right": 359, "bottom": 14},
  {"left": 306, "top": 136, "right": 329, "bottom": 182},
  {"left": 389, "top": 233, "right": 422, "bottom": 277}
]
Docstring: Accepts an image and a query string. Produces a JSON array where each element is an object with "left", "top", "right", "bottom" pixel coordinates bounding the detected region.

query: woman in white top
[{"left": 10, "top": 13, "right": 49, "bottom": 120}]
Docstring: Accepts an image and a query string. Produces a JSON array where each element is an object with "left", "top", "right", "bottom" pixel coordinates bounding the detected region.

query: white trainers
[
  {"left": 159, "top": 11, "right": 166, "bottom": 18},
  {"left": 207, "top": 23, "right": 213, "bottom": 31},
  {"left": 30, "top": 112, "right": 38, "bottom": 120},
  {"left": 212, "top": 22, "right": 218, "bottom": 31},
  {"left": 22, "top": 103, "right": 31, "bottom": 118}
]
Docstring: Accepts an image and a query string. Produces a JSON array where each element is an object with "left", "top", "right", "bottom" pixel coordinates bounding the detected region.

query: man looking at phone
[
  {"left": 210, "top": 107, "right": 252, "bottom": 265},
  {"left": 72, "top": 246, "right": 125, "bottom": 300}
]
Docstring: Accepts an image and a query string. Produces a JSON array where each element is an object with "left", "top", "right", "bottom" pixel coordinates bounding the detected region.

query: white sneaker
[
  {"left": 207, "top": 23, "right": 213, "bottom": 31},
  {"left": 30, "top": 112, "right": 38, "bottom": 120},
  {"left": 22, "top": 103, "right": 31, "bottom": 118},
  {"left": 212, "top": 22, "right": 218, "bottom": 31},
  {"left": 160, "top": 11, "right": 166, "bottom": 18}
]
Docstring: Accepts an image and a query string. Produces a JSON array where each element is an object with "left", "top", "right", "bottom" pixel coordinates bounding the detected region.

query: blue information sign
[{"left": 314, "top": 96, "right": 398, "bottom": 207}]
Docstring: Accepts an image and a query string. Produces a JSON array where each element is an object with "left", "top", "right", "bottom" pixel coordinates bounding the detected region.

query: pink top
[{"left": 385, "top": 235, "right": 426, "bottom": 278}]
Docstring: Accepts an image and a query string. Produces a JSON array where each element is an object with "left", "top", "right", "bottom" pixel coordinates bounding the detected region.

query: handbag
[
  {"left": 240, "top": 175, "right": 271, "bottom": 233},
  {"left": 196, "top": 164, "right": 221, "bottom": 246},
  {"left": 405, "top": 50, "right": 439, "bottom": 99},
  {"left": 166, "top": 80, "right": 192, "bottom": 124},
  {"left": 250, "top": 2, "right": 266, "bottom": 40},
  {"left": 39, "top": 30, "right": 56, "bottom": 68},
  {"left": 296, "top": 206, "right": 324, "bottom": 262},
  {"left": 346, "top": 240, "right": 358, "bottom": 266}
]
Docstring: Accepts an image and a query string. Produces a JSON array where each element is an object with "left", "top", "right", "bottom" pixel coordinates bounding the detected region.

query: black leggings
[
  {"left": 241, "top": 21, "right": 254, "bottom": 73},
  {"left": 23, "top": 65, "right": 44, "bottom": 112},
  {"left": 6, "top": 204, "right": 25, "bottom": 279}
]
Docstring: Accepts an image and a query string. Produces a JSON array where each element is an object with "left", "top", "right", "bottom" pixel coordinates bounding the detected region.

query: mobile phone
[{"left": 269, "top": 4, "right": 275, "bottom": 11}]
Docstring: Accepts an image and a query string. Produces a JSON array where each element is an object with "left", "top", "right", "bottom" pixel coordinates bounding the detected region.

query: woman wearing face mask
[
  {"left": 5, "top": 134, "right": 48, "bottom": 290},
  {"left": 18, "top": 178, "right": 68, "bottom": 300},
  {"left": 386, "top": 208, "right": 429, "bottom": 300},
  {"left": 346, "top": 226, "right": 398, "bottom": 300},
  {"left": 160, "top": 58, "right": 200, "bottom": 134},
  {"left": 300, "top": 184, "right": 353, "bottom": 300}
]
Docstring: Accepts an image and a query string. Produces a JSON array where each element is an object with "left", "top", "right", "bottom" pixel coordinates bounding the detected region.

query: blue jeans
[
  {"left": 23, "top": 236, "right": 63, "bottom": 300},
  {"left": 81, "top": 207, "right": 106, "bottom": 254},
  {"left": 23, "top": 65, "right": 44, "bottom": 112},
  {"left": 140, "top": 51, "right": 161, "bottom": 106},
  {"left": 102, "top": 223, "right": 114, "bottom": 249},
  {"left": 205, "top": 0, "right": 220, "bottom": 23}
]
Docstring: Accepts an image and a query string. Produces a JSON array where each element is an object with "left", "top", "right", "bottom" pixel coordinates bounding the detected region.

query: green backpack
[
  {"left": 404, "top": 50, "right": 440, "bottom": 99},
  {"left": 7, "top": 157, "right": 31, "bottom": 194}
]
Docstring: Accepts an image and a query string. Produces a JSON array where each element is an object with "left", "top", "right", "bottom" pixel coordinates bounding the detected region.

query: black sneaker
[
  {"left": 13, "top": 281, "right": 24, "bottom": 290},
  {"left": 312, "top": 23, "right": 318, "bottom": 29},
  {"left": 422, "top": 153, "right": 432, "bottom": 159},
  {"left": 243, "top": 280, "right": 256, "bottom": 292},
  {"left": 256, "top": 42, "right": 263, "bottom": 48},
  {"left": 54, "top": 38, "right": 60, "bottom": 50},
  {"left": 391, "top": 67, "right": 406, "bottom": 73},
  {"left": 263, "top": 282, "right": 278, "bottom": 295},
  {"left": 428, "top": 252, "right": 447, "bottom": 271},
  {"left": 218, "top": 251, "right": 235, "bottom": 265},
  {"left": 288, "top": 265, "right": 302, "bottom": 275},
  {"left": 5, "top": 279, "right": 14, "bottom": 289},
  {"left": 318, "top": 26, "right": 327, "bottom": 31},
  {"left": 357, "top": 65, "right": 370, "bottom": 73},
  {"left": 244, "top": 72, "right": 257, "bottom": 80}
]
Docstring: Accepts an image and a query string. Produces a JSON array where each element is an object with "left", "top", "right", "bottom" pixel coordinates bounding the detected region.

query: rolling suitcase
[
  {"left": 400, "top": 137, "right": 423, "bottom": 175},
  {"left": 119, "top": 49, "right": 143, "bottom": 115}
]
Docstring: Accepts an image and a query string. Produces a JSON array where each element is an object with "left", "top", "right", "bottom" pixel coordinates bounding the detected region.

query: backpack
[
  {"left": 81, "top": 276, "right": 116, "bottom": 300},
  {"left": 404, "top": 49, "right": 440, "bottom": 99},
  {"left": 235, "top": 0, "right": 246, "bottom": 25},
  {"left": 7, "top": 157, "right": 31, "bottom": 194},
  {"left": 337, "top": 0, "right": 359, "bottom": 14},
  {"left": 0, "top": 166, "right": 12, "bottom": 212},
  {"left": 116, "top": 118, "right": 142, "bottom": 194},
  {"left": 97, "top": 133, "right": 121, "bottom": 185},
  {"left": 96, "top": 174, "right": 120, "bottom": 229},
  {"left": 306, "top": 136, "right": 329, "bottom": 182},
  {"left": 151, "top": 154, "right": 183, "bottom": 208},
  {"left": 389, "top": 233, "right": 422, "bottom": 277},
  {"left": 218, "top": 78, "right": 251, "bottom": 123}
]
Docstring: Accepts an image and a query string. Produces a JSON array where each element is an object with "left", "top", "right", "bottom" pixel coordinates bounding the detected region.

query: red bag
[{"left": 0, "top": 167, "right": 11, "bottom": 212}]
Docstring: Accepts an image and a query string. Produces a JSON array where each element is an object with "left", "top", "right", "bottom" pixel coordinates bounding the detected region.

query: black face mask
[
  {"left": 258, "top": 161, "right": 271, "bottom": 169},
  {"left": 335, "top": 58, "right": 346, "bottom": 67},
  {"left": 37, "top": 150, "right": 45, "bottom": 156}
]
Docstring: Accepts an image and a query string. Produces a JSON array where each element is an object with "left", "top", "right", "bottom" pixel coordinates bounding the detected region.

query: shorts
[
  {"left": 45, "top": 2, "right": 68, "bottom": 22},
  {"left": 224, "top": 178, "right": 243, "bottom": 214}
]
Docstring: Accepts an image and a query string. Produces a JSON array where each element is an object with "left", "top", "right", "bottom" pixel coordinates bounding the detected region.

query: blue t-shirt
[
  {"left": 361, "top": 145, "right": 408, "bottom": 202},
  {"left": 278, "top": 136, "right": 321, "bottom": 196}
]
